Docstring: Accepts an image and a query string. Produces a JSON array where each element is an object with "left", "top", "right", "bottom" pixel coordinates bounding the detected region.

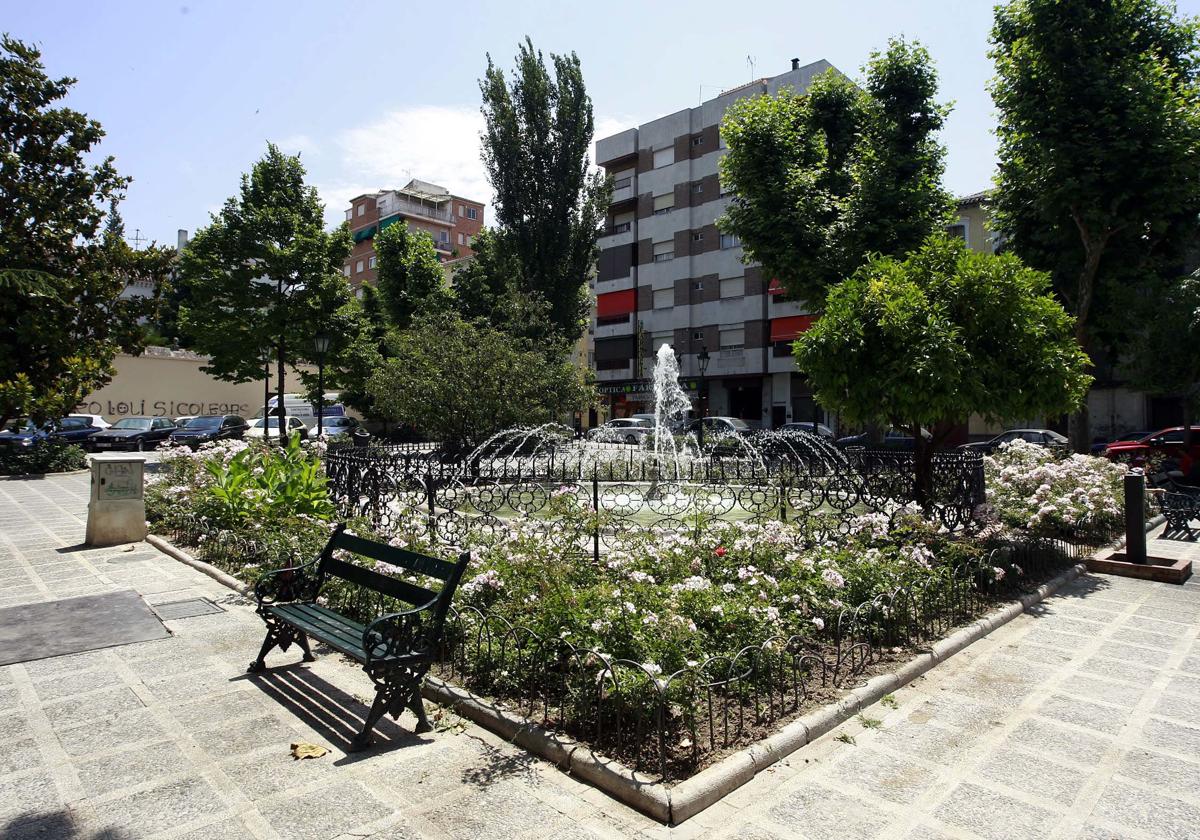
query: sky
[{"left": 10, "top": 0, "right": 1200, "bottom": 247}]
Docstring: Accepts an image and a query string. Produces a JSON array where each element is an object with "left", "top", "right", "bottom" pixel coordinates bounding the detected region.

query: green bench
[{"left": 248, "top": 523, "right": 470, "bottom": 750}]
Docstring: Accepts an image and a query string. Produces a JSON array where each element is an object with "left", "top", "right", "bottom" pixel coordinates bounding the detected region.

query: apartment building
[
  {"left": 343, "top": 179, "right": 485, "bottom": 288},
  {"left": 592, "top": 58, "right": 836, "bottom": 429}
]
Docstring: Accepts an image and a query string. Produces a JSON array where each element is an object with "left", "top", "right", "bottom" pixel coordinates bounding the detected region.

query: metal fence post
[{"left": 593, "top": 474, "right": 601, "bottom": 564}]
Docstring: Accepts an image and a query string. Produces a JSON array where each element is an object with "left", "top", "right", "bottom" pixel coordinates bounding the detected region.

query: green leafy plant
[
  {"left": 0, "top": 440, "right": 87, "bottom": 476},
  {"left": 198, "top": 434, "right": 333, "bottom": 527}
]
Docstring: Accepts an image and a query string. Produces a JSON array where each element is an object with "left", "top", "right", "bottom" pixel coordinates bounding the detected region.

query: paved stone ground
[{"left": 2, "top": 472, "right": 1200, "bottom": 839}]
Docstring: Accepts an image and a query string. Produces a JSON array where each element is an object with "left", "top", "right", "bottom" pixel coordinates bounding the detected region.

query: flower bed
[{"left": 147, "top": 437, "right": 1119, "bottom": 781}]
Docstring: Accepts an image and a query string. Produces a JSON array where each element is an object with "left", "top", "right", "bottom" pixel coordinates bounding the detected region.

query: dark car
[
  {"left": 686, "top": 416, "right": 753, "bottom": 436},
  {"left": 960, "top": 428, "right": 1068, "bottom": 454},
  {"left": 0, "top": 417, "right": 103, "bottom": 450},
  {"left": 1104, "top": 426, "right": 1200, "bottom": 474},
  {"left": 90, "top": 417, "right": 177, "bottom": 452},
  {"left": 778, "top": 422, "right": 836, "bottom": 440},
  {"left": 836, "top": 427, "right": 932, "bottom": 451},
  {"left": 168, "top": 414, "right": 249, "bottom": 448}
]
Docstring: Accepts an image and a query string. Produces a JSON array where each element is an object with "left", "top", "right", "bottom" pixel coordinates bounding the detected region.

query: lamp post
[
  {"left": 697, "top": 345, "right": 711, "bottom": 450},
  {"left": 313, "top": 333, "right": 331, "bottom": 437}
]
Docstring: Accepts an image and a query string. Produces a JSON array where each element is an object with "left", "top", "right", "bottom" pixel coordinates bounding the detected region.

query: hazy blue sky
[{"left": 9, "top": 0, "right": 1200, "bottom": 247}]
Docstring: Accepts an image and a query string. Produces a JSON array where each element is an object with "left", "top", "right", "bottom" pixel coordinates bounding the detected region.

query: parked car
[
  {"left": 0, "top": 419, "right": 50, "bottom": 448},
  {"left": 318, "top": 415, "right": 362, "bottom": 439},
  {"left": 1103, "top": 426, "right": 1200, "bottom": 474},
  {"left": 51, "top": 416, "right": 106, "bottom": 449},
  {"left": 246, "top": 415, "right": 310, "bottom": 441},
  {"left": 588, "top": 417, "right": 653, "bottom": 444},
  {"left": 836, "top": 427, "right": 932, "bottom": 451},
  {"left": 1090, "top": 431, "right": 1151, "bottom": 456},
  {"left": 778, "top": 422, "right": 836, "bottom": 440},
  {"left": 89, "top": 417, "right": 177, "bottom": 452},
  {"left": 69, "top": 413, "right": 111, "bottom": 430},
  {"left": 168, "top": 414, "right": 249, "bottom": 448},
  {"left": 173, "top": 416, "right": 197, "bottom": 428},
  {"left": 960, "top": 428, "right": 1068, "bottom": 454},
  {"left": 687, "top": 416, "right": 753, "bottom": 436},
  {"left": 0, "top": 417, "right": 104, "bottom": 450}
]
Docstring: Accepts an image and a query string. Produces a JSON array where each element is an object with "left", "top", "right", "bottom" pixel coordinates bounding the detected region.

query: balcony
[{"left": 376, "top": 194, "right": 454, "bottom": 225}]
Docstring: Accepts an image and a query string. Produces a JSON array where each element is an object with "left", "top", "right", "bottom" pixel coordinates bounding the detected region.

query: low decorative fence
[{"left": 324, "top": 444, "right": 988, "bottom": 547}]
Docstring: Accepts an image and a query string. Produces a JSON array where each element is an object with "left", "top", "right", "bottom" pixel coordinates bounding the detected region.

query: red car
[{"left": 1103, "top": 426, "right": 1200, "bottom": 474}]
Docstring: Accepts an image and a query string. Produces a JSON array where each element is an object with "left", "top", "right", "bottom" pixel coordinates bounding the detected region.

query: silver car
[{"left": 588, "top": 418, "right": 653, "bottom": 445}]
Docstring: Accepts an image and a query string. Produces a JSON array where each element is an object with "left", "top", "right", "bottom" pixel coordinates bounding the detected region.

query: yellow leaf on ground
[{"left": 290, "top": 742, "right": 328, "bottom": 760}]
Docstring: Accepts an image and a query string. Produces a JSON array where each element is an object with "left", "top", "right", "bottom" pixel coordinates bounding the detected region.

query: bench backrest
[{"left": 316, "top": 524, "right": 469, "bottom": 627}]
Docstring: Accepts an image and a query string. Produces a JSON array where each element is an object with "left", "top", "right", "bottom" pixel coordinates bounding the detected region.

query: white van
[{"left": 260, "top": 394, "right": 346, "bottom": 424}]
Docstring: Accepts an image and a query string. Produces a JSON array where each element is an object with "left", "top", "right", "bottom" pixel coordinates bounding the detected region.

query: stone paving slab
[{"left": 3, "top": 474, "right": 1200, "bottom": 838}]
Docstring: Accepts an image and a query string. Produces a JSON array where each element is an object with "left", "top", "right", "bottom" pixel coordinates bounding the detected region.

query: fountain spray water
[{"left": 651, "top": 344, "right": 694, "bottom": 478}]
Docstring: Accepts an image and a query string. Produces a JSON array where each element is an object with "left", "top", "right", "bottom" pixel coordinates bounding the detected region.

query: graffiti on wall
[{"left": 75, "top": 399, "right": 252, "bottom": 418}]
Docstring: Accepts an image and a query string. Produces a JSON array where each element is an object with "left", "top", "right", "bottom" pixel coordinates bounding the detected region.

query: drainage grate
[{"left": 152, "top": 598, "right": 225, "bottom": 620}]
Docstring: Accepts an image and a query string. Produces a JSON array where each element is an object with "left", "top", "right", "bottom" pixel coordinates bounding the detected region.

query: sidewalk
[{"left": 2, "top": 473, "right": 1200, "bottom": 838}]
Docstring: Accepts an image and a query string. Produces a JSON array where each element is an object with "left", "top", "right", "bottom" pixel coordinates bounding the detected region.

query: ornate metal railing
[{"left": 324, "top": 445, "right": 987, "bottom": 547}]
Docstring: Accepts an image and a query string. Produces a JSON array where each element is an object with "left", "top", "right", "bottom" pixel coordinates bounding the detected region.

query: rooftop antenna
[
  {"left": 128, "top": 228, "right": 146, "bottom": 250},
  {"left": 747, "top": 54, "right": 756, "bottom": 80}
]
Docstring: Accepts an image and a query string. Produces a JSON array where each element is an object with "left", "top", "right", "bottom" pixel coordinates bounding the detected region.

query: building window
[
  {"left": 355, "top": 260, "right": 364, "bottom": 273},
  {"left": 344, "top": 209, "right": 352, "bottom": 222},
  {"left": 611, "top": 222, "right": 631, "bottom": 234},
  {"left": 692, "top": 182, "right": 704, "bottom": 194},
  {"left": 653, "top": 241, "right": 674, "bottom": 262},
  {"left": 357, "top": 204, "right": 365, "bottom": 217},
  {"left": 947, "top": 223, "right": 967, "bottom": 242},
  {"left": 692, "top": 330, "right": 703, "bottom": 341},
  {"left": 653, "top": 147, "right": 673, "bottom": 168},
  {"left": 652, "top": 331, "right": 673, "bottom": 353},
  {"left": 693, "top": 280, "right": 704, "bottom": 291},
  {"left": 653, "top": 288, "right": 673, "bottom": 309},
  {"left": 653, "top": 194, "right": 674, "bottom": 215},
  {"left": 693, "top": 232, "right": 705, "bottom": 242},
  {"left": 342, "top": 264, "right": 351, "bottom": 277},
  {"left": 720, "top": 277, "right": 745, "bottom": 298},
  {"left": 459, "top": 206, "right": 465, "bottom": 217},
  {"left": 613, "top": 176, "right": 632, "bottom": 190},
  {"left": 720, "top": 327, "right": 744, "bottom": 351},
  {"left": 458, "top": 233, "right": 465, "bottom": 245},
  {"left": 720, "top": 233, "right": 740, "bottom": 249},
  {"left": 369, "top": 256, "right": 376, "bottom": 269},
  {"left": 692, "top": 135, "right": 704, "bottom": 147},
  {"left": 466, "top": 207, "right": 478, "bottom": 220}
]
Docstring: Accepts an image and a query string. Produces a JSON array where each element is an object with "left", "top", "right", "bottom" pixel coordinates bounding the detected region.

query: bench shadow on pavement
[{"left": 237, "top": 662, "right": 426, "bottom": 762}]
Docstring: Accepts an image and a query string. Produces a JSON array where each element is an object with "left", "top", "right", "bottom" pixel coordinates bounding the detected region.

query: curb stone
[
  {"left": 145, "top": 532, "right": 1090, "bottom": 825},
  {"left": 145, "top": 534, "right": 251, "bottom": 595}
]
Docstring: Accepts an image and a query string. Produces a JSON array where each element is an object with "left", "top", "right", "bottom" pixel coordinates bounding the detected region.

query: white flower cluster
[{"left": 985, "top": 440, "right": 1124, "bottom": 535}]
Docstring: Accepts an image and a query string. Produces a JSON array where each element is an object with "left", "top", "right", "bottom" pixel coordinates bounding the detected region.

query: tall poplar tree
[
  {"left": 478, "top": 37, "right": 609, "bottom": 348},
  {"left": 178, "top": 145, "right": 353, "bottom": 442},
  {"left": 0, "top": 36, "right": 165, "bottom": 427},
  {"left": 990, "top": 0, "right": 1200, "bottom": 451}
]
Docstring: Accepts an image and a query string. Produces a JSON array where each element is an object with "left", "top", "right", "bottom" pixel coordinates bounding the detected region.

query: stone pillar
[{"left": 85, "top": 456, "right": 148, "bottom": 546}]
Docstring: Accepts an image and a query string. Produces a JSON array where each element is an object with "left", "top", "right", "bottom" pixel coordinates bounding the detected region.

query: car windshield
[
  {"left": 2, "top": 420, "right": 37, "bottom": 433},
  {"left": 184, "top": 417, "right": 222, "bottom": 429},
  {"left": 112, "top": 419, "right": 152, "bottom": 430},
  {"left": 255, "top": 418, "right": 290, "bottom": 429},
  {"left": 726, "top": 419, "right": 751, "bottom": 430}
]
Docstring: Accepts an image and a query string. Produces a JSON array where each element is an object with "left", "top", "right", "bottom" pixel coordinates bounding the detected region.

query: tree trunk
[
  {"left": 1067, "top": 215, "right": 1106, "bottom": 454},
  {"left": 276, "top": 341, "right": 287, "bottom": 445}
]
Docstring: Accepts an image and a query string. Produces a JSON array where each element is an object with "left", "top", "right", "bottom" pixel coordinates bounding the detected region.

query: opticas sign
[{"left": 597, "top": 380, "right": 699, "bottom": 396}]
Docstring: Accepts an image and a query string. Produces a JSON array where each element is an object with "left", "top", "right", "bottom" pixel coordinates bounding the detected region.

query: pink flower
[{"left": 714, "top": 547, "right": 727, "bottom": 557}]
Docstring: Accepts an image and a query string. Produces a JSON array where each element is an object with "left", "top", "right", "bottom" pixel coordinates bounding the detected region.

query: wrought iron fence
[{"left": 324, "top": 444, "right": 987, "bottom": 548}]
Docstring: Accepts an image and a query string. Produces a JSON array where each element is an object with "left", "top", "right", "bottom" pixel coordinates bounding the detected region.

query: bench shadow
[
  {"left": 236, "top": 661, "right": 427, "bottom": 761},
  {"left": 0, "top": 810, "right": 129, "bottom": 839}
]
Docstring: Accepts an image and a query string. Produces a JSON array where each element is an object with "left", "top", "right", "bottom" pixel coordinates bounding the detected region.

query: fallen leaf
[
  {"left": 123, "top": 545, "right": 135, "bottom": 552},
  {"left": 290, "top": 742, "right": 328, "bottom": 760}
]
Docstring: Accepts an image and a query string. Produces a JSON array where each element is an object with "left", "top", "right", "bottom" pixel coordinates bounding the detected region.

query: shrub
[{"left": 0, "top": 439, "right": 87, "bottom": 475}]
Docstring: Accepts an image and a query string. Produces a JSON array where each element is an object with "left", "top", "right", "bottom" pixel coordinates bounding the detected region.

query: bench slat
[
  {"left": 287, "top": 603, "right": 365, "bottom": 640},
  {"left": 321, "top": 557, "right": 438, "bottom": 608},
  {"left": 332, "top": 532, "right": 459, "bottom": 581}
]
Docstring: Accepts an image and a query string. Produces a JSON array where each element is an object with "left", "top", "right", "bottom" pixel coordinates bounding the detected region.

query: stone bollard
[
  {"left": 1124, "top": 470, "right": 1146, "bottom": 565},
  {"left": 85, "top": 455, "right": 148, "bottom": 546}
]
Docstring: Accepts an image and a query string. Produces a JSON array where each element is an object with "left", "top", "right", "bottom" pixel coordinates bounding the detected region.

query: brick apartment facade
[
  {"left": 344, "top": 179, "right": 484, "bottom": 288},
  {"left": 593, "top": 59, "right": 834, "bottom": 429}
]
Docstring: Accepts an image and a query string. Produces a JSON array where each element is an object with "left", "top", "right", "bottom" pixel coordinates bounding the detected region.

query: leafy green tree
[
  {"left": 374, "top": 220, "right": 452, "bottom": 329},
  {"left": 178, "top": 144, "right": 353, "bottom": 442},
  {"left": 795, "top": 236, "right": 1091, "bottom": 504},
  {"left": 990, "top": 0, "right": 1200, "bottom": 451},
  {"left": 322, "top": 286, "right": 389, "bottom": 423},
  {"left": 478, "top": 38, "right": 609, "bottom": 347},
  {"left": 719, "top": 39, "right": 953, "bottom": 308},
  {"left": 366, "top": 314, "right": 592, "bottom": 448},
  {"left": 1128, "top": 273, "right": 1200, "bottom": 449},
  {"left": 0, "top": 36, "right": 165, "bottom": 427}
]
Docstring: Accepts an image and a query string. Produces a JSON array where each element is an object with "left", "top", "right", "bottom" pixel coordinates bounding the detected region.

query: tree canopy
[
  {"left": 1128, "top": 272, "right": 1200, "bottom": 445},
  {"left": 795, "top": 236, "right": 1091, "bottom": 499},
  {"left": 366, "top": 314, "right": 592, "bottom": 448},
  {"left": 989, "top": 0, "right": 1200, "bottom": 449},
  {"left": 718, "top": 39, "right": 953, "bottom": 307},
  {"left": 374, "top": 220, "right": 451, "bottom": 330},
  {"left": 478, "top": 37, "right": 609, "bottom": 347},
  {"left": 177, "top": 144, "right": 353, "bottom": 441},
  {"left": 0, "top": 35, "right": 167, "bottom": 426}
]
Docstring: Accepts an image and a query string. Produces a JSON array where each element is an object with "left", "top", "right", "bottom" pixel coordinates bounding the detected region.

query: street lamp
[
  {"left": 313, "top": 332, "right": 332, "bottom": 437},
  {"left": 697, "top": 345, "right": 711, "bottom": 449},
  {"left": 260, "top": 347, "right": 272, "bottom": 431}
]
